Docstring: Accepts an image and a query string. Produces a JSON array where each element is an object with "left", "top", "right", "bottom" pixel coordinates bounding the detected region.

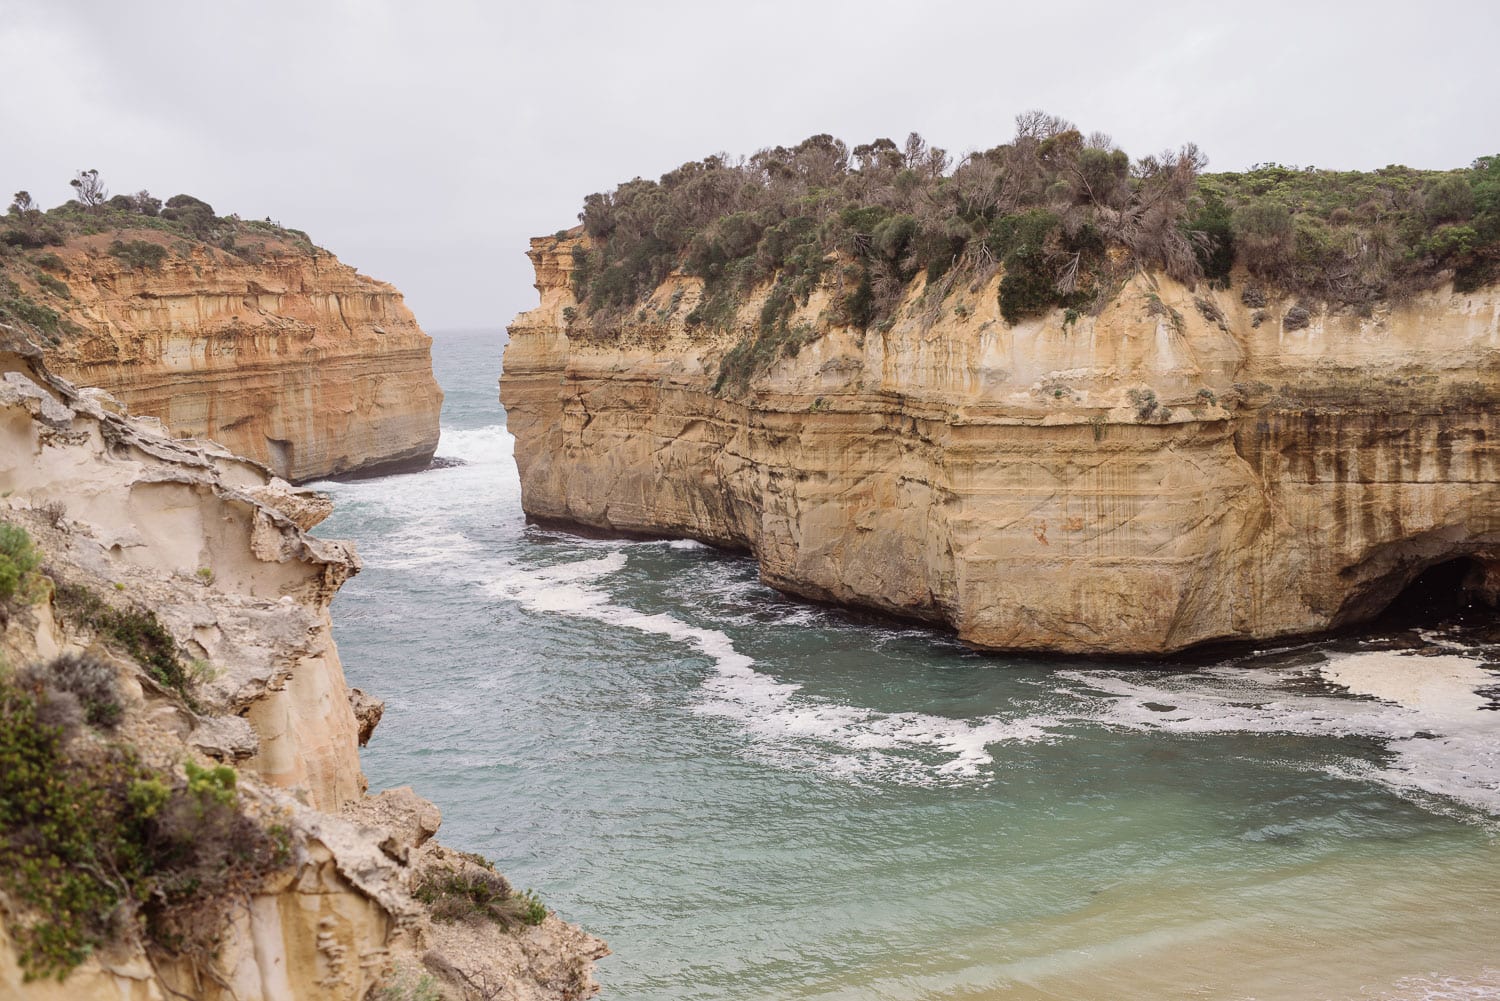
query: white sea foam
[
  {"left": 434, "top": 423, "right": 515, "bottom": 466},
  {"left": 1366, "top": 968, "right": 1500, "bottom": 1000},
  {"left": 317, "top": 424, "right": 522, "bottom": 575},
  {"left": 1057, "top": 651, "right": 1500, "bottom": 818},
  {"left": 482, "top": 548, "right": 1049, "bottom": 785},
  {"left": 1318, "top": 652, "right": 1500, "bottom": 818}
]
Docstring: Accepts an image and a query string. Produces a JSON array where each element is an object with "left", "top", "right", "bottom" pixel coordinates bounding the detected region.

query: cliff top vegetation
[
  {"left": 0, "top": 170, "right": 322, "bottom": 344},
  {"left": 564, "top": 113, "right": 1500, "bottom": 349}
]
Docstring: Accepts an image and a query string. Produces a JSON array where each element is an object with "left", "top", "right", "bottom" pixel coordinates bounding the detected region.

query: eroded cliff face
[
  {"left": 27, "top": 231, "right": 441, "bottom": 482},
  {"left": 502, "top": 234, "right": 1500, "bottom": 654},
  {"left": 0, "top": 342, "right": 604, "bottom": 999}
]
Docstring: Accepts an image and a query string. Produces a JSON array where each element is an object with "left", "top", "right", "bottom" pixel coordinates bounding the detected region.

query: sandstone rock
[
  {"left": 245, "top": 479, "right": 337, "bottom": 531},
  {"left": 349, "top": 686, "right": 386, "bottom": 746},
  {"left": 342, "top": 786, "right": 442, "bottom": 863},
  {"left": 32, "top": 233, "right": 442, "bottom": 483},
  {"left": 189, "top": 712, "right": 260, "bottom": 761},
  {"left": 502, "top": 235, "right": 1500, "bottom": 655},
  {"left": 1, "top": 343, "right": 604, "bottom": 999}
]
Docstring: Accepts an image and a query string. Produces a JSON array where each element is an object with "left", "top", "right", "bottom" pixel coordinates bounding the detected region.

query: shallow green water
[{"left": 318, "top": 330, "right": 1500, "bottom": 1000}]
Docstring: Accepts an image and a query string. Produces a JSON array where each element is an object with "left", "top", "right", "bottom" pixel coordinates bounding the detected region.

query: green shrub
[
  {"left": 0, "top": 217, "right": 64, "bottom": 249},
  {"left": 374, "top": 967, "right": 443, "bottom": 1001},
  {"left": 34, "top": 272, "right": 68, "bottom": 299},
  {"left": 106, "top": 239, "right": 168, "bottom": 271},
  {"left": 412, "top": 861, "right": 548, "bottom": 930},
  {"left": 18, "top": 653, "right": 122, "bottom": 729},
  {"left": 0, "top": 291, "right": 61, "bottom": 342},
  {"left": 159, "top": 194, "right": 216, "bottom": 238},
  {"left": 1425, "top": 224, "right": 1481, "bottom": 261},
  {"left": 1424, "top": 173, "right": 1475, "bottom": 223},
  {"left": 998, "top": 249, "right": 1060, "bottom": 324},
  {"left": 1186, "top": 189, "right": 1235, "bottom": 282},
  {"left": 54, "top": 583, "right": 195, "bottom": 704},
  {"left": 0, "top": 675, "right": 289, "bottom": 979},
  {"left": 0, "top": 681, "right": 129, "bottom": 977},
  {"left": 183, "top": 759, "right": 236, "bottom": 807},
  {"left": 569, "top": 120, "right": 1222, "bottom": 345},
  {"left": 0, "top": 522, "right": 42, "bottom": 604},
  {"left": 1127, "top": 387, "right": 1159, "bottom": 420},
  {"left": 1231, "top": 199, "right": 1294, "bottom": 278},
  {"left": 714, "top": 320, "right": 818, "bottom": 394}
]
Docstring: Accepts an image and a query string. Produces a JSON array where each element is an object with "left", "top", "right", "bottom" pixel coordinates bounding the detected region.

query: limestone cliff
[
  {"left": 502, "top": 234, "right": 1500, "bottom": 655},
  {"left": 7, "top": 230, "right": 441, "bottom": 482},
  {"left": 0, "top": 340, "right": 604, "bottom": 999}
]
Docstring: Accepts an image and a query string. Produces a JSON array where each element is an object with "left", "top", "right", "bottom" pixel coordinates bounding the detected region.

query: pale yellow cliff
[
  {"left": 502, "top": 235, "right": 1500, "bottom": 654},
  {"left": 26, "top": 231, "right": 442, "bottom": 483},
  {"left": 0, "top": 342, "right": 604, "bottom": 1000}
]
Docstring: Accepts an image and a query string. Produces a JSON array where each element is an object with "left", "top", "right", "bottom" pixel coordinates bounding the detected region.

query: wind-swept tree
[{"left": 70, "top": 169, "right": 108, "bottom": 211}]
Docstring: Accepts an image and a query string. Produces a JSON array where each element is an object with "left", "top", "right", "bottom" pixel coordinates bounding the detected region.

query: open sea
[{"left": 316, "top": 329, "right": 1500, "bottom": 1000}]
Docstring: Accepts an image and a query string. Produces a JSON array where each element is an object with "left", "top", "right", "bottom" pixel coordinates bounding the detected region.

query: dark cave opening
[{"left": 1369, "top": 556, "right": 1494, "bottom": 629}]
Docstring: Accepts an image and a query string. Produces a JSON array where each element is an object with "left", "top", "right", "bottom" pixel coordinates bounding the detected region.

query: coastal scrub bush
[
  {"left": 159, "top": 194, "right": 216, "bottom": 237},
  {"left": 1186, "top": 189, "right": 1235, "bottom": 283},
  {"left": 18, "top": 653, "right": 123, "bottom": 729},
  {"left": 0, "top": 183, "right": 328, "bottom": 348},
  {"left": 34, "top": 271, "right": 69, "bottom": 298},
  {"left": 374, "top": 967, "right": 443, "bottom": 1001},
  {"left": 0, "top": 522, "right": 43, "bottom": 605},
  {"left": 1127, "top": 387, "right": 1159, "bottom": 420},
  {"left": 0, "top": 674, "right": 289, "bottom": 980},
  {"left": 0, "top": 286, "right": 62, "bottom": 342},
  {"left": 413, "top": 860, "right": 548, "bottom": 930},
  {"left": 107, "top": 239, "right": 168, "bottom": 271},
  {"left": 1231, "top": 199, "right": 1294, "bottom": 279},
  {"left": 570, "top": 119, "right": 1209, "bottom": 356},
  {"left": 564, "top": 123, "right": 1500, "bottom": 392},
  {"left": 54, "top": 583, "right": 195, "bottom": 704},
  {"left": 3, "top": 192, "right": 63, "bottom": 249}
]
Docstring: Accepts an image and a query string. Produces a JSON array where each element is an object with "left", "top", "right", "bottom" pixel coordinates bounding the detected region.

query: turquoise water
[{"left": 319, "top": 330, "right": 1500, "bottom": 1000}]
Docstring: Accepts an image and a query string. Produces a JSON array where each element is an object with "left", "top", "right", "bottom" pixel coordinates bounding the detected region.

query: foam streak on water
[
  {"left": 1054, "top": 653, "right": 1500, "bottom": 818},
  {"left": 481, "top": 549, "right": 1054, "bottom": 786}
]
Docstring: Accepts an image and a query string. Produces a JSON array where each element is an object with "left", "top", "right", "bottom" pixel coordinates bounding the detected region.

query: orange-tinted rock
[{"left": 37, "top": 231, "right": 441, "bottom": 483}]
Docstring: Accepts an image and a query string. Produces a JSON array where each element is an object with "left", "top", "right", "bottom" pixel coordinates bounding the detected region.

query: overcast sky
[{"left": 2, "top": 0, "right": 1497, "bottom": 331}]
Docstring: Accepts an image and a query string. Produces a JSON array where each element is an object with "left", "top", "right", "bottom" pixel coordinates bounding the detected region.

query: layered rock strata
[
  {"left": 27, "top": 232, "right": 441, "bottom": 482},
  {"left": 0, "top": 339, "right": 604, "bottom": 999},
  {"left": 502, "top": 234, "right": 1500, "bottom": 654}
]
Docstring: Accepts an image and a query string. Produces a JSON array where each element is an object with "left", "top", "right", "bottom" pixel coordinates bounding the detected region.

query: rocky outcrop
[
  {"left": 502, "top": 234, "right": 1500, "bottom": 654},
  {"left": 25, "top": 231, "right": 441, "bottom": 482},
  {"left": 0, "top": 340, "right": 604, "bottom": 999}
]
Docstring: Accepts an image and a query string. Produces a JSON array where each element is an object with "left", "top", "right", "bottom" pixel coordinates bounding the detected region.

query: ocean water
[{"left": 318, "top": 329, "right": 1500, "bottom": 1000}]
